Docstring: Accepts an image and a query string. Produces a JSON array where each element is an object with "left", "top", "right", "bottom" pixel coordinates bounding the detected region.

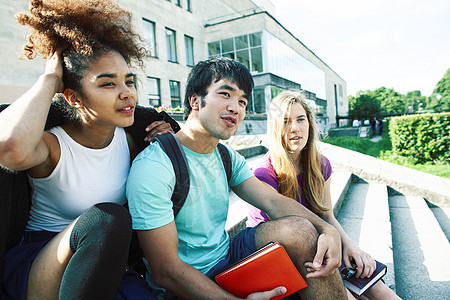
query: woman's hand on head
[
  {"left": 144, "top": 120, "right": 174, "bottom": 142},
  {"left": 45, "top": 50, "right": 65, "bottom": 93}
]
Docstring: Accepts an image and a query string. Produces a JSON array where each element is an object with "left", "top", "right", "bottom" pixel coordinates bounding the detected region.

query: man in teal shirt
[{"left": 126, "top": 57, "right": 348, "bottom": 300}]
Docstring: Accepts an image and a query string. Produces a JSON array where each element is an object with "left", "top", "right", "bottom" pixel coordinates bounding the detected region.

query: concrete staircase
[
  {"left": 226, "top": 148, "right": 450, "bottom": 299},
  {"left": 337, "top": 178, "right": 450, "bottom": 299}
]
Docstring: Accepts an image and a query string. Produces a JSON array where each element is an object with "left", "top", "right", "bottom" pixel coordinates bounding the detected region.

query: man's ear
[
  {"left": 189, "top": 94, "right": 200, "bottom": 111},
  {"left": 63, "top": 89, "right": 83, "bottom": 108}
]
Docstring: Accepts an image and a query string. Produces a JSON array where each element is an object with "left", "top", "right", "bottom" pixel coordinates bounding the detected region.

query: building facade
[{"left": 0, "top": 0, "right": 348, "bottom": 133}]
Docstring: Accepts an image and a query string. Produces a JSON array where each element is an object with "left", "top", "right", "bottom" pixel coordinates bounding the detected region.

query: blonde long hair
[{"left": 268, "top": 90, "right": 327, "bottom": 214}]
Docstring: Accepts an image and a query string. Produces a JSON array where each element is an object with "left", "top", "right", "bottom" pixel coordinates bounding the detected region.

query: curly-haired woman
[
  {"left": 247, "top": 90, "right": 401, "bottom": 300},
  {"left": 0, "top": 0, "right": 172, "bottom": 298}
]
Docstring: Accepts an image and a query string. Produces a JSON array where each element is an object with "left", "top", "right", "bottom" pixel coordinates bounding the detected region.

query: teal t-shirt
[{"left": 126, "top": 140, "right": 253, "bottom": 274}]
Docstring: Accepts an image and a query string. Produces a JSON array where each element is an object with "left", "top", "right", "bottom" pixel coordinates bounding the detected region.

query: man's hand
[
  {"left": 144, "top": 120, "right": 173, "bottom": 142},
  {"left": 246, "top": 286, "right": 286, "bottom": 299},
  {"left": 304, "top": 229, "right": 342, "bottom": 278}
]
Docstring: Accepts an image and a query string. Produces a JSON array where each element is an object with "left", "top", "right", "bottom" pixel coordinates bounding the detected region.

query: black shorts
[{"left": 1, "top": 230, "right": 155, "bottom": 300}]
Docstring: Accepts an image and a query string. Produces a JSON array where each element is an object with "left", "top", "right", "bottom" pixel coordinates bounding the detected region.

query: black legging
[{"left": 59, "top": 202, "right": 132, "bottom": 299}]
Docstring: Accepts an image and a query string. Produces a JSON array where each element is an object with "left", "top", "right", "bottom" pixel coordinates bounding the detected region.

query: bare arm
[
  {"left": 232, "top": 176, "right": 342, "bottom": 277},
  {"left": 138, "top": 222, "right": 285, "bottom": 300},
  {"left": 320, "top": 178, "right": 376, "bottom": 279},
  {"left": 0, "top": 51, "right": 63, "bottom": 170}
]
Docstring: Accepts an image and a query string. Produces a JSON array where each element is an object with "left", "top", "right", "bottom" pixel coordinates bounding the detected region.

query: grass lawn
[{"left": 323, "top": 128, "right": 450, "bottom": 179}]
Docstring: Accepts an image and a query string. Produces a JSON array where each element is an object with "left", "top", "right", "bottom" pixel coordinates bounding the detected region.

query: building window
[
  {"left": 221, "top": 38, "right": 234, "bottom": 53},
  {"left": 247, "top": 88, "right": 265, "bottom": 113},
  {"left": 208, "top": 41, "right": 220, "bottom": 57},
  {"left": 142, "top": 19, "right": 157, "bottom": 57},
  {"left": 249, "top": 32, "right": 262, "bottom": 47},
  {"left": 207, "top": 32, "right": 263, "bottom": 73},
  {"left": 235, "top": 35, "right": 248, "bottom": 50},
  {"left": 166, "top": 28, "right": 177, "bottom": 63},
  {"left": 185, "top": 0, "right": 191, "bottom": 11},
  {"left": 169, "top": 80, "right": 181, "bottom": 108},
  {"left": 174, "top": 0, "right": 181, "bottom": 7},
  {"left": 185, "top": 35, "right": 194, "bottom": 67},
  {"left": 250, "top": 48, "right": 263, "bottom": 73},
  {"left": 147, "top": 77, "right": 161, "bottom": 107}
]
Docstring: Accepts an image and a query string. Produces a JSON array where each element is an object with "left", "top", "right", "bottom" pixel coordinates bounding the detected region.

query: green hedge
[{"left": 389, "top": 113, "right": 450, "bottom": 164}]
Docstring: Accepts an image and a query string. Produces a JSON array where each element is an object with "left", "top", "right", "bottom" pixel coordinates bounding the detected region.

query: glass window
[
  {"left": 142, "top": 19, "right": 157, "bottom": 57},
  {"left": 147, "top": 77, "right": 160, "bottom": 107},
  {"left": 250, "top": 48, "right": 263, "bottom": 73},
  {"left": 169, "top": 80, "right": 181, "bottom": 108},
  {"left": 165, "top": 28, "right": 177, "bottom": 62},
  {"left": 253, "top": 88, "right": 265, "bottom": 113},
  {"left": 249, "top": 32, "right": 262, "bottom": 47},
  {"left": 223, "top": 52, "right": 235, "bottom": 60},
  {"left": 185, "top": 0, "right": 191, "bottom": 11},
  {"left": 185, "top": 35, "right": 194, "bottom": 67},
  {"left": 247, "top": 88, "right": 265, "bottom": 113},
  {"left": 208, "top": 41, "right": 220, "bottom": 57},
  {"left": 236, "top": 50, "right": 250, "bottom": 71},
  {"left": 235, "top": 35, "right": 248, "bottom": 50},
  {"left": 208, "top": 32, "right": 264, "bottom": 74},
  {"left": 221, "top": 38, "right": 234, "bottom": 53}
]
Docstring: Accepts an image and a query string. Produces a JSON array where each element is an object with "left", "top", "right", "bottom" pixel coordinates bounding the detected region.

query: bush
[{"left": 389, "top": 113, "right": 450, "bottom": 164}]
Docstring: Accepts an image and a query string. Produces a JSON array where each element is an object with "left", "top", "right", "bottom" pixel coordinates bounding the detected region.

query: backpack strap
[
  {"left": 153, "top": 135, "right": 233, "bottom": 218},
  {"left": 217, "top": 143, "right": 232, "bottom": 184},
  {"left": 153, "top": 134, "right": 190, "bottom": 218}
]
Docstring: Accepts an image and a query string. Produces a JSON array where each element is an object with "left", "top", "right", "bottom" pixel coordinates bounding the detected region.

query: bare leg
[
  {"left": 255, "top": 216, "right": 348, "bottom": 300},
  {"left": 26, "top": 203, "right": 132, "bottom": 300},
  {"left": 27, "top": 219, "right": 77, "bottom": 299},
  {"left": 362, "top": 281, "right": 402, "bottom": 300}
]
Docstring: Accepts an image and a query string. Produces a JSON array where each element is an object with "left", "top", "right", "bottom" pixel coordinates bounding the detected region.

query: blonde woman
[{"left": 247, "top": 90, "right": 400, "bottom": 300}]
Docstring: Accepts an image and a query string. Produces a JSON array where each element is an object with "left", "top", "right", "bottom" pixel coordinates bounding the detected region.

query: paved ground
[{"left": 370, "top": 135, "right": 382, "bottom": 142}]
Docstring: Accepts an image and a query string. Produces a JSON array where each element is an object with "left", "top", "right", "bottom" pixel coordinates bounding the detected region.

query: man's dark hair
[{"left": 183, "top": 57, "right": 254, "bottom": 120}]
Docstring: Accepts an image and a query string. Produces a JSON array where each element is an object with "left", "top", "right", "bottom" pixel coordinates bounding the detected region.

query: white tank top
[{"left": 26, "top": 126, "right": 130, "bottom": 232}]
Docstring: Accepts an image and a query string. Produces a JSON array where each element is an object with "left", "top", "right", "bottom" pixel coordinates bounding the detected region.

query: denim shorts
[{"left": 206, "top": 226, "right": 258, "bottom": 279}]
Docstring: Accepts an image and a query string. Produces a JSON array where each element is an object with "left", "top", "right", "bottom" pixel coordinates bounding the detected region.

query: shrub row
[{"left": 389, "top": 112, "right": 450, "bottom": 164}]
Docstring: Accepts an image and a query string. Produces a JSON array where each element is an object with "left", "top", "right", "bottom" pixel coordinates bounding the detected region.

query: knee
[
  {"left": 277, "top": 216, "right": 318, "bottom": 239},
  {"left": 71, "top": 203, "right": 132, "bottom": 252},
  {"left": 267, "top": 216, "right": 319, "bottom": 255},
  {"left": 92, "top": 203, "right": 132, "bottom": 238},
  {"left": 94, "top": 203, "right": 131, "bottom": 228}
]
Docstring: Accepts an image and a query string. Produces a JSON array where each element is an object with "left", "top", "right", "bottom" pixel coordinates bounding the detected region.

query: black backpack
[{"left": 153, "top": 133, "right": 232, "bottom": 217}]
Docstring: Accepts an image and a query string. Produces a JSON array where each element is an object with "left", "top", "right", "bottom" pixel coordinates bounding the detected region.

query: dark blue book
[{"left": 339, "top": 259, "right": 387, "bottom": 296}]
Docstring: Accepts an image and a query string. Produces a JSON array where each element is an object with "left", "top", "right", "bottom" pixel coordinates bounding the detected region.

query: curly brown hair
[{"left": 16, "top": 0, "right": 147, "bottom": 65}]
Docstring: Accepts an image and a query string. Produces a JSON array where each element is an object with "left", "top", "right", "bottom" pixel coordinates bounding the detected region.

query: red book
[{"left": 215, "top": 242, "right": 307, "bottom": 299}]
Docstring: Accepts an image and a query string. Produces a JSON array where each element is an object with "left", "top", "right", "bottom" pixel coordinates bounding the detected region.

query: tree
[
  {"left": 373, "top": 87, "right": 408, "bottom": 114},
  {"left": 431, "top": 68, "right": 450, "bottom": 112},
  {"left": 405, "top": 90, "right": 426, "bottom": 113},
  {"left": 348, "top": 93, "right": 381, "bottom": 120}
]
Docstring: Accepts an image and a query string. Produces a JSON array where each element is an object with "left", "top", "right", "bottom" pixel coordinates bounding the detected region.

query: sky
[{"left": 273, "top": 0, "right": 450, "bottom": 97}]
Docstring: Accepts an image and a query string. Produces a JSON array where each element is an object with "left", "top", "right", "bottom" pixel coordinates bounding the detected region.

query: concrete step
[
  {"left": 330, "top": 169, "right": 353, "bottom": 217},
  {"left": 337, "top": 181, "right": 396, "bottom": 292},
  {"left": 427, "top": 201, "right": 450, "bottom": 242},
  {"left": 389, "top": 195, "right": 450, "bottom": 299}
]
